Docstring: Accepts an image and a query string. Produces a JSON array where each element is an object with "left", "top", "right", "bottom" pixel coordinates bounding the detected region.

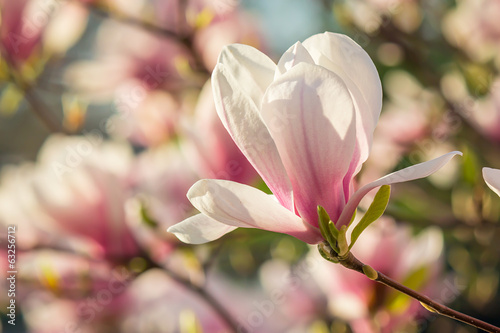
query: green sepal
[
  {"left": 318, "top": 242, "right": 339, "bottom": 263},
  {"left": 349, "top": 185, "right": 391, "bottom": 250},
  {"left": 317, "top": 206, "right": 338, "bottom": 252},
  {"left": 337, "top": 225, "right": 349, "bottom": 256}
]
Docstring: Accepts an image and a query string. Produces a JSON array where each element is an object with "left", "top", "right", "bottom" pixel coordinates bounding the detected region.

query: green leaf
[
  {"left": 318, "top": 206, "right": 338, "bottom": 251},
  {"left": 327, "top": 221, "right": 339, "bottom": 239},
  {"left": 349, "top": 185, "right": 391, "bottom": 250}
]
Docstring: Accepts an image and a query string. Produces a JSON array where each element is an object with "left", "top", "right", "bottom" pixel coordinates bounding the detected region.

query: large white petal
[
  {"left": 261, "top": 62, "right": 356, "bottom": 226},
  {"left": 303, "top": 32, "right": 382, "bottom": 172},
  {"left": 212, "top": 64, "right": 293, "bottom": 210},
  {"left": 483, "top": 167, "right": 500, "bottom": 197},
  {"left": 168, "top": 214, "right": 237, "bottom": 244},
  {"left": 337, "top": 151, "right": 463, "bottom": 227},
  {"left": 186, "top": 179, "right": 322, "bottom": 244}
]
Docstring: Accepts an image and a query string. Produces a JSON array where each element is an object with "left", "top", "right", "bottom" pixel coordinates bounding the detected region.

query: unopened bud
[{"left": 362, "top": 265, "right": 378, "bottom": 280}]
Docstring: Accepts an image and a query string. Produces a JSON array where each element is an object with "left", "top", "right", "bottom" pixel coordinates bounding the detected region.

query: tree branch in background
[
  {"left": 143, "top": 255, "right": 243, "bottom": 333},
  {"left": 1, "top": 49, "right": 69, "bottom": 134}
]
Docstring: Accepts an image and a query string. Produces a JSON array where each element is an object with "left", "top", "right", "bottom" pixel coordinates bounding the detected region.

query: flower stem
[{"left": 324, "top": 244, "right": 500, "bottom": 333}]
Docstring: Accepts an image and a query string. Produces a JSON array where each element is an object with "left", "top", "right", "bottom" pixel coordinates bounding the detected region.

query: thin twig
[
  {"left": 1, "top": 49, "right": 68, "bottom": 133},
  {"left": 375, "top": 272, "right": 499, "bottom": 332},
  {"left": 202, "top": 240, "right": 226, "bottom": 274},
  {"left": 83, "top": 2, "right": 183, "bottom": 41},
  {"left": 77, "top": 0, "right": 208, "bottom": 74},
  {"left": 165, "top": 267, "right": 242, "bottom": 332},
  {"left": 325, "top": 245, "right": 500, "bottom": 333}
]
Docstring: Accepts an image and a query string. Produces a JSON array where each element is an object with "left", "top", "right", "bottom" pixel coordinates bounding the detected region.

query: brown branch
[
  {"left": 82, "top": 2, "right": 184, "bottom": 41},
  {"left": 323, "top": 243, "right": 500, "bottom": 333},
  {"left": 77, "top": 0, "right": 208, "bottom": 74},
  {"left": 1, "top": 49, "right": 69, "bottom": 134}
]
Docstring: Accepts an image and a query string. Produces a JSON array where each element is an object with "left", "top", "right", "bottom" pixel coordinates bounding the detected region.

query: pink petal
[
  {"left": 337, "top": 151, "right": 463, "bottom": 227},
  {"left": 261, "top": 62, "right": 357, "bottom": 226},
  {"left": 303, "top": 32, "right": 383, "bottom": 174},
  {"left": 186, "top": 179, "right": 322, "bottom": 244},
  {"left": 167, "top": 213, "right": 237, "bottom": 244},
  {"left": 274, "top": 41, "right": 315, "bottom": 78},
  {"left": 212, "top": 63, "right": 293, "bottom": 210},
  {"left": 217, "top": 44, "right": 276, "bottom": 108},
  {"left": 483, "top": 167, "right": 500, "bottom": 197}
]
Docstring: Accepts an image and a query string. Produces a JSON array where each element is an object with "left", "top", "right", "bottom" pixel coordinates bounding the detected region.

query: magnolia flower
[{"left": 169, "top": 32, "right": 461, "bottom": 244}]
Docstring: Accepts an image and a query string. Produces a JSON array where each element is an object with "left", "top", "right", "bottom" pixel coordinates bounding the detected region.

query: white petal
[
  {"left": 217, "top": 44, "right": 276, "bottom": 108},
  {"left": 187, "top": 179, "right": 322, "bottom": 244},
  {"left": 212, "top": 64, "right": 293, "bottom": 210},
  {"left": 274, "top": 41, "right": 315, "bottom": 79},
  {"left": 261, "top": 62, "right": 356, "bottom": 226},
  {"left": 303, "top": 32, "right": 382, "bottom": 170},
  {"left": 337, "top": 151, "right": 463, "bottom": 227},
  {"left": 168, "top": 214, "right": 237, "bottom": 244},
  {"left": 483, "top": 167, "right": 500, "bottom": 198}
]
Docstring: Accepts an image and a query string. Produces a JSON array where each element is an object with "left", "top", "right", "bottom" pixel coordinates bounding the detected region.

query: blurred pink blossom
[
  {"left": 443, "top": 0, "right": 500, "bottom": 61},
  {"left": 0, "top": 0, "right": 88, "bottom": 64},
  {"left": 109, "top": 87, "right": 182, "bottom": 147},
  {"left": 130, "top": 143, "right": 199, "bottom": 224},
  {"left": 0, "top": 134, "right": 139, "bottom": 261},
  {"left": 65, "top": 21, "right": 193, "bottom": 102},
  {"left": 17, "top": 250, "right": 115, "bottom": 297},
  {"left": 0, "top": 0, "right": 45, "bottom": 63},
  {"left": 125, "top": 144, "right": 199, "bottom": 260}
]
